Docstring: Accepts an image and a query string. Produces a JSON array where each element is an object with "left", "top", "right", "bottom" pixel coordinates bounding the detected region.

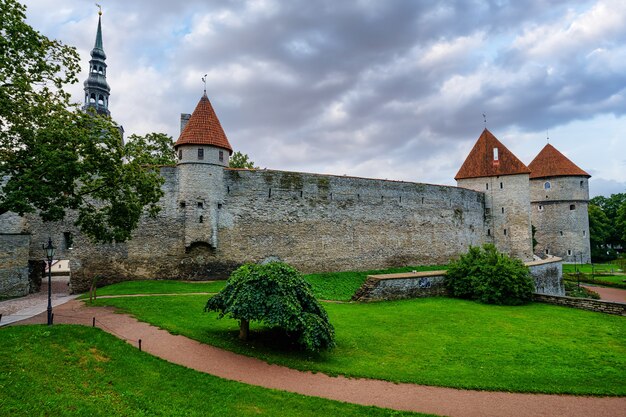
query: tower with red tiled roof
[
  {"left": 455, "top": 129, "right": 533, "bottom": 261},
  {"left": 528, "top": 144, "right": 591, "bottom": 263},
  {"left": 175, "top": 93, "right": 233, "bottom": 249}
]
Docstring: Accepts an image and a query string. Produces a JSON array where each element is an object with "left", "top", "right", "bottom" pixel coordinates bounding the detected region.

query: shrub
[
  {"left": 446, "top": 244, "right": 535, "bottom": 305},
  {"left": 205, "top": 262, "right": 335, "bottom": 352},
  {"left": 564, "top": 281, "right": 601, "bottom": 299}
]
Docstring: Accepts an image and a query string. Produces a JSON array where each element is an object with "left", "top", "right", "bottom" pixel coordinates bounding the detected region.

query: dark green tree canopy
[
  {"left": 205, "top": 262, "right": 335, "bottom": 352},
  {"left": 0, "top": 0, "right": 165, "bottom": 243},
  {"left": 124, "top": 133, "right": 176, "bottom": 166},
  {"left": 229, "top": 151, "right": 257, "bottom": 169},
  {"left": 445, "top": 244, "right": 534, "bottom": 305}
]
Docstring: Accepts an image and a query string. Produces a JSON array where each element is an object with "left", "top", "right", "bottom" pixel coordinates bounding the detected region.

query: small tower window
[
  {"left": 538, "top": 205, "right": 544, "bottom": 211},
  {"left": 178, "top": 150, "right": 182, "bottom": 160},
  {"left": 197, "top": 202, "right": 203, "bottom": 209},
  {"left": 544, "top": 181, "right": 551, "bottom": 190},
  {"left": 499, "top": 182, "right": 503, "bottom": 189},
  {"left": 503, "top": 228, "right": 507, "bottom": 236},
  {"left": 567, "top": 250, "right": 572, "bottom": 256},
  {"left": 199, "top": 215, "right": 203, "bottom": 223},
  {"left": 219, "top": 150, "right": 224, "bottom": 162},
  {"left": 487, "top": 229, "right": 491, "bottom": 236},
  {"left": 63, "top": 232, "right": 73, "bottom": 250},
  {"left": 485, "top": 208, "right": 491, "bottom": 215},
  {"left": 493, "top": 148, "right": 499, "bottom": 161},
  {"left": 583, "top": 230, "right": 586, "bottom": 237},
  {"left": 98, "top": 95, "right": 104, "bottom": 105},
  {"left": 501, "top": 207, "right": 504, "bottom": 214},
  {"left": 198, "top": 148, "right": 204, "bottom": 160},
  {"left": 486, "top": 183, "right": 489, "bottom": 190},
  {"left": 570, "top": 204, "right": 576, "bottom": 210},
  {"left": 545, "top": 249, "right": 549, "bottom": 255},
  {"left": 580, "top": 180, "right": 584, "bottom": 188},
  {"left": 90, "top": 93, "right": 96, "bottom": 103},
  {"left": 560, "top": 231, "right": 563, "bottom": 236}
]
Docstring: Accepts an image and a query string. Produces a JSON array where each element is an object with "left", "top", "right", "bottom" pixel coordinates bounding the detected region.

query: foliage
[
  {"left": 589, "top": 193, "right": 626, "bottom": 253},
  {"left": 445, "top": 244, "right": 534, "bottom": 305},
  {"left": 0, "top": 326, "right": 423, "bottom": 417},
  {"left": 0, "top": 0, "right": 164, "bottom": 243},
  {"left": 531, "top": 224, "right": 538, "bottom": 251},
  {"left": 96, "top": 295, "right": 626, "bottom": 395},
  {"left": 563, "top": 281, "right": 601, "bottom": 299},
  {"left": 229, "top": 151, "right": 257, "bottom": 169},
  {"left": 588, "top": 204, "right": 613, "bottom": 261},
  {"left": 124, "top": 133, "right": 176, "bottom": 165},
  {"left": 205, "top": 262, "right": 335, "bottom": 351}
]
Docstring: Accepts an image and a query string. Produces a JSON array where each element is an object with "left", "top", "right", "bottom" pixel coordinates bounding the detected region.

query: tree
[
  {"left": 588, "top": 204, "right": 611, "bottom": 258},
  {"left": 590, "top": 193, "right": 626, "bottom": 249},
  {"left": 0, "top": 0, "right": 164, "bottom": 243},
  {"left": 205, "top": 262, "right": 335, "bottom": 352},
  {"left": 229, "top": 151, "right": 257, "bottom": 169},
  {"left": 124, "top": 133, "right": 176, "bottom": 165},
  {"left": 445, "top": 244, "right": 534, "bottom": 305}
]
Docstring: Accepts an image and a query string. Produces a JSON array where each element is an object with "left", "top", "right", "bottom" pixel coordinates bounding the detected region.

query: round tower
[
  {"left": 528, "top": 144, "right": 591, "bottom": 263},
  {"left": 455, "top": 129, "right": 534, "bottom": 261},
  {"left": 174, "top": 93, "right": 233, "bottom": 250}
]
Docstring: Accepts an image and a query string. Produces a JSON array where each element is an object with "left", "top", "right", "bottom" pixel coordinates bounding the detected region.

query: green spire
[{"left": 94, "top": 13, "right": 103, "bottom": 50}]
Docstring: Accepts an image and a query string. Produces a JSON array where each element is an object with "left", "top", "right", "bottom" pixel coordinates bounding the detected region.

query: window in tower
[
  {"left": 560, "top": 231, "right": 563, "bottom": 236},
  {"left": 98, "top": 95, "right": 104, "bottom": 105},
  {"left": 570, "top": 204, "right": 576, "bottom": 210},
  {"left": 567, "top": 250, "right": 572, "bottom": 256},
  {"left": 501, "top": 207, "right": 505, "bottom": 213},
  {"left": 219, "top": 150, "right": 224, "bottom": 162},
  {"left": 98, "top": 66, "right": 103, "bottom": 74},
  {"left": 580, "top": 180, "right": 584, "bottom": 188},
  {"left": 538, "top": 205, "right": 544, "bottom": 211},
  {"left": 500, "top": 182, "right": 503, "bottom": 189},
  {"left": 486, "top": 183, "right": 489, "bottom": 190},
  {"left": 493, "top": 148, "right": 499, "bottom": 161},
  {"left": 487, "top": 229, "right": 491, "bottom": 236},
  {"left": 545, "top": 249, "right": 549, "bottom": 255},
  {"left": 544, "top": 181, "right": 551, "bottom": 190},
  {"left": 90, "top": 93, "right": 96, "bottom": 103},
  {"left": 503, "top": 228, "right": 507, "bottom": 236},
  {"left": 583, "top": 230, "right": 586, "bottom": 237},
  {"left": 198, "top": 148, "right": 204, "bottom": 160}
]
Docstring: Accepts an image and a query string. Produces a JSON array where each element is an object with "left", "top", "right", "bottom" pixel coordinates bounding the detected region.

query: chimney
[{"left": 180, "top": 113, "right": 191, "bottom": 134}]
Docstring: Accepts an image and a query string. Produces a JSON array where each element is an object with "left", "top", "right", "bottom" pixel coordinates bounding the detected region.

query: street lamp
[{"left": 43, "top": 237, "right": 55, "bottom": 325}]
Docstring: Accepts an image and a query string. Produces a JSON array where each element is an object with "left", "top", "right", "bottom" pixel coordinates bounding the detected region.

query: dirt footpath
[{"left": 15, "top": 300, "right": 626, "bottom": 417}]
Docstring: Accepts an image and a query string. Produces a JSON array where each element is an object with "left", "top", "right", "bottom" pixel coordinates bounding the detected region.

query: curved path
[
  {"left": 16, "top": 299, "right": 626, "bottom": 417},
  {"left": 582, "top": 284, "right": 626, "bottom": 303}
]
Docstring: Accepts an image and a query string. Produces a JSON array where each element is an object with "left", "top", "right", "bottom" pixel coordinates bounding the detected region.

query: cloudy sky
[{"left": 22, "top": 0, "right": 626, "bottom": 197}]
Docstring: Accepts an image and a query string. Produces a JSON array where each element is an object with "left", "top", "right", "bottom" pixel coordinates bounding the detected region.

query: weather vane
[
  {"left": 95, "top": 3, "right": 102, "bottom": 15},
  {"left": 202, "top": 74, "right": 207, "bottom": 94},
  {"left": 546, "top": 130, "right": 550, "bottom": 143},
  {"left": 482, "top": 112, "right": 487, "bottom": 127}
]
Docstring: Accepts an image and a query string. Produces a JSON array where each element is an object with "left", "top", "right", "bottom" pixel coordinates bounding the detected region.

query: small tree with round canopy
[{"left": 205, "top": 262, "right": 335, "bottom": 352}]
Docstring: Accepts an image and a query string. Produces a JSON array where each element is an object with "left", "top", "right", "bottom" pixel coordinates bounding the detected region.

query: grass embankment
[
  {"left": 92, "top": 294, "right": 626, "bottom": 396},
  {"left": 0, "top": 325, "right": 430, "bottom": 417},
  {"left": 84, "top": 265, "right": 446, "bottom": 301}
]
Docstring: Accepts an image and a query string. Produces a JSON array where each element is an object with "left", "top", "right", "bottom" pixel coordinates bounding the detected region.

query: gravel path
[
  {"left": 582, "top": 285, "right": 626, "bottom": 303},
  {"left": 14, "top": 299, "right": 626, "bottom": 417}
]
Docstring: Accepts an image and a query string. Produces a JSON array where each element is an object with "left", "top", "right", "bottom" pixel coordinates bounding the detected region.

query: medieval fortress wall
[{"left": 14, "top": 167, "right": 488, "bottom": 292}]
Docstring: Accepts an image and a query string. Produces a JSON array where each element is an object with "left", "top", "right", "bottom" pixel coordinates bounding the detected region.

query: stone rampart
[
  {"left": 352, "top": 270, "right": 448, "bottom": 302},
  {"left": 527, "top": 257, "right": 564, "bottom": 296},
  {"left": 0, "top": 234, "right": 31, "bottom": 297},
  {"left": 533, "top": 293, "right": 626, "bottom": 316}
]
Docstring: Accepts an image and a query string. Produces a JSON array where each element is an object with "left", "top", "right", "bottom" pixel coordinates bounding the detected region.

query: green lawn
[
  {"left": 84, "top": 265, "right": 446, "bottom": 301},
  {"left": 92, "top": 295, "right": 626, "bottom": 396},
  {"left": 79, "top": 279, "right": 227, "bottom": 299},
  {"left": 0, "top": 325, "right": 430, "bottom": 417},
  {"left": 563, "top": 263, "right": 624, "bottom": 275}
]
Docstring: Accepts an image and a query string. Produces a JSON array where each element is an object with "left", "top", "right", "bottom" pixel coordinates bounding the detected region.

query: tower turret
[
  {"left": 174, "top": 93, "right": 233, "bottom": 250},
  {"left": 455, "top": 129, "right": 533, "bottom": 261},
  {"left": 528, "top": 144, "right": 591, "bottom": 263},
  {"left": 82, "top": 9, "right": 111, "bottom": 116}
]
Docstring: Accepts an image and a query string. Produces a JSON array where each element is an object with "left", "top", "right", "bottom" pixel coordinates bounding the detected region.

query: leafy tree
[
  {"left": 590, "top": 193, "right": 626, "bottom": 248},
  {"left": 205, "top": 262, "right": 335, "bottom": 352},
  {"left": 124, "top": 133, "right": 176, "bottom": 165},
  {"left": 229, "top": 151, "right": 257, "bottom": 169},
  {"left": 617, "top": 202, "right": 626, "bottom": 244},
  {"left": 445, "top": 244, "right": 534, "bottom": 305},
  {"left": 588, "top": 204, "right": 611, "bottom": 258},
  {"left": 0, "top": 0, "right": 164, "bottom": 243}
]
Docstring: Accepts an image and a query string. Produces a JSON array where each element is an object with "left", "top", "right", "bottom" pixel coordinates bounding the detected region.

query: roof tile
[
  {"left": 528, "top": 144, "right": 590, "bottom": 179},
  {"left": 174, "top": 94, "right": 233, "bottom": 153},
  {"left": 455, "top": 129, "right": 530, "bottom": 180}
]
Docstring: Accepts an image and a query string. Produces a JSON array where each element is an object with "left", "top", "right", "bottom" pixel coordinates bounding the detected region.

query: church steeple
[{"left": 83, "top": 8, "right": 111, "bottom": 116}]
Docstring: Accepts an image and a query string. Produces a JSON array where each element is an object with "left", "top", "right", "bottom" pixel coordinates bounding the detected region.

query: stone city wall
[
  {"left": 527, "top": 257, "right": 564, "bottom": 296},
  {"left": 352, "top": 270, "right": 448, "bottom": 302},
  {"left": 21, "top": 167, "right": 488, "bottom": 292},
  {"left": 0, "top": 234, "right": 31, "bottom": 298}
]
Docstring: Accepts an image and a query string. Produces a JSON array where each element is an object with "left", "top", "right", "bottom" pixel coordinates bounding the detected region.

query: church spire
[{"left": 82, "top": 6, "right": 111, "bottom": 116}]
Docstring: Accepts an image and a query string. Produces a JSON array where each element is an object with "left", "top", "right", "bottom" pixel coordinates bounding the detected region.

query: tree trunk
[{"left": 239, "top": 319, "right": 249, "bottom": 340}]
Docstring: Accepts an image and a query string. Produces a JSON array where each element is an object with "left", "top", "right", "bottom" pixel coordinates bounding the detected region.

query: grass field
[
  {"left": 563, "top": 263, "right": 624, "bottom": 275},
  {"left": 83, "top": 265, "right": 446, "bottom": 301},
  {"left": 0, "top": 325, "right": 430, "bottom": 417},
  {"left": 91, "top": 294, "right": 626, "bottom": 396}
]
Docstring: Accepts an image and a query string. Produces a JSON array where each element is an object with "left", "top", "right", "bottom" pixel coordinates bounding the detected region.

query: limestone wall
[
  {"left": 0, "top": 234, "right": 31, "bottom": 297},
  {"left": 457, "top": 174, "right": 533, "bottom": 261},
  {"left": 527, "top": 257, "right": 564, "bottom": 296}
]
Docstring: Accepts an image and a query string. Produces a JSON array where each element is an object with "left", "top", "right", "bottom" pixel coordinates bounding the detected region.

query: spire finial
[
  {"left": 202, "top": 74, "right": 207, "bottom": 94},
  {"left": 482, "top": 112, "right": 487, "bottom": 128},
  {"left": 546, "top": 130, "right": 550, "bottom": 143},
  {"left": 96, "top": 3, "right": 102, "bottom": 16}
]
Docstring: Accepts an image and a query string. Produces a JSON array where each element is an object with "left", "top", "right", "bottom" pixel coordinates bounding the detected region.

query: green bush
[
  {"left": 445, "top": 244, "right": 534, "bottom": 305},
  {"left": 205, "top": 262, "right": 335, "bottom": 352},
  {"left": 564, "top": 281, "right": 601, "bottom": 299}
]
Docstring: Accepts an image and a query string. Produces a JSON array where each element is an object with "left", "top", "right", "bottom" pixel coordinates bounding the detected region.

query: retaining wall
[{"left": 533, "top": 293, "right": 626, "bottom": 316}]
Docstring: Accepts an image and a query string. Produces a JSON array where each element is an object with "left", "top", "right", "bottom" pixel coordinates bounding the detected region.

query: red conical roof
[
  {"left": 455, "top": 129, "right": 530, "bottom": 180},
  {"left": 174, "top": 94, "right": 233, "bottom": 153},
  {"left": 528, "top": 144, "right": 590, "bottom": 179}
]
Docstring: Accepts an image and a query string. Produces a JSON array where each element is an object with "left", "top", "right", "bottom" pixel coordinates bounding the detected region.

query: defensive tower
[
  {"left": 528, "top": 144, "right": 591, "bottom": 263},
  {"left": 174, "top": 93, "right": 233, "bottom": 250},
  {"left": 82, "top": 9, "right": 111, "bottom": 116},
  {"left": 455, "top": 129, "right": 533, "bottom": 261}
]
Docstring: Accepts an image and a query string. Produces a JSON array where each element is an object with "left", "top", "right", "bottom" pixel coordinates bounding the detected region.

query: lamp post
[{"left": 43, "top": 237, "right": 55, "bottom": 325}]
